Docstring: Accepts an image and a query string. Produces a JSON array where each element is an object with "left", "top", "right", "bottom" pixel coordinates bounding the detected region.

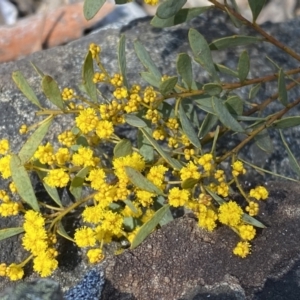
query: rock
[{"left": 0, "top": 8, "right": 300, "bottom": 300}]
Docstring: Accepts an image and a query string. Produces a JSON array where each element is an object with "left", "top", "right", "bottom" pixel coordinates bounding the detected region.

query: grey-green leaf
[
  {"left": 19, "top": 117, "right": 52, "bottom": 164},
  {"left": 181, "top": 178, "right": 198, "bottom": 189},
  {"left": 82, "top": 51, "right": 97, "bottom": 103},
  {"left": 12, "top": 71, "right": 41, "bottom": 108},
  {"left": 57, "top": 222, "right": 74, "bottom": 242},
  {"left": 198, "top": 113, "right": 218, "bottom": 139},
  {"left": 249, "top": 83, "right": 261, "bottom": 99},
  {"left": 177, "top": 53, "right": 194, "bottom": 89},
  {"left": 134, "top": 40, "right": 161, "bottom": 79},
  {"left": 179, "top": 103, "right": 201, "bottom": 149},
  {"left": 114, "top": 139, "right": 133, "bottom": 158},
  {"left": 278, "top": 69, "right": 288, "bottom": 106},
  {"left": 189, "top": 28, "right": 219, "bottom": 82},
  {"left": 125, "top": 166, "right": 164, "bottom": 195},
  {"left": 83, "top": 0, "right": 106, "bottom": 20},
  {"left": 237, "top": 50, "right": 250, "bottom": 82},
  {"left": 159, "top": 76, "right": 178, "bottom": 95},
  {"left": 10, "top": 155, "right": 39, "bottom": 211},
  {"left": 118, "top": 34, "right": 128, "bottom": 89},
  {"left": 203, "top": 83, "right": 222, "bottom": 96},
  {"left": 70, "top": 167, "right": 90, "bottom": 200},
  {"left": 225, "top": 95, "right": 243, "bottom": 116},
  {"left": 42, "top": 75, "right": 64, "bottom": 110},
  {"left": 254, "top": 129, "right": 273, "bottom": 153},
  {"left": 212, "top": 97, "right": 244, "bottom": 132},
  {"left": 125, "top": 114, "right": 147, "bottom": 128},
  {"left": 151, "top": 7, "right": 211, "bottom": 28},
  {"left": 130, "top": 204, "right": 170, "bottom": 249},
  {"left": 140, "top": 72, "right": 161, "bottom": 88},
  {"left": 248, "top": 0, "right": 266, "bottom": 22},
  {"left": 0, "top": 227, "right": 24, "bottom": 241},
  {"left": 273, "top": 117, "right": 300, "bottom": 129},
  {"left": 30, "top": 62, "right": 44, "bottom": 78},
  {"left": 209, "top": 36, "right": 261, "bottom": 50},
  {"left": 205, "top": 188, "right": 225, "bottom": 205},
  {"left": 138, "top": 128, "right": 154, "bottom": 163},
  {"left": 215, "top": 64, "right": 238, "bottom": 77},
  {"left": 242, "top": 213, "right": 266, "bottom": 228},
  {"left": 156, "top": 0, "right": 186, "bottom": 19}
]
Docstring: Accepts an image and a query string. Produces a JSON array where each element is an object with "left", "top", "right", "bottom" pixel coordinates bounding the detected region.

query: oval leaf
[
  {"left": 198, "top": 113, "right": 218, "bottom": 139},
  {"left": 188, "top": 28, "right": 219, "bottom": 82},
  {"left": 179, "top": 103, "right": 201, "bottom": 149},
  {"left": 248, "top": 0, "right": 267, "bottom": 22},
  {"left": 212, "top": 97, "right": 244, "bottom": 132},
  {"left": 130, "top": 204, "right": 170, "bottom": 249},
  {"left": 118, "top": 34, "right": 128, "bottom": 89},
  {"left": 83, "top": 0, "right": 106, "bottom": 20},
  {"left": 42, "top": 75, "right": 64, "bottom": 110},
  {"left": 12, "top": 71, "right": 41, "bottom": 108},
  {"left": 249, "top": 83, "right": 261, "bottom": 99},
  {"left": 125, "top": 166, "right": 163, "bottom": 195},
  {"left": 225, "top": 95, "right": 243, "bottom": 116},
  {"left": 10, "top": 155, "right": 39, "bottom": 211},
  {"left": 203, "top": 83, "right": 222, "bottom": 96},
  {"left": 140, "top": 72, "right": 161, "bottom": 88},
  {"left": 114, "top": 139, "right": 133, "bottom": 158},
  {"left": 159, "top": 76, "right": 178, "bottom": 95},
  {"left": 273, "top": 117, "right": 300, "bottom": 129},
  {"left": 278, "top": 69, "right": 288, "bottom": 106},
  {"left": 215, "top": 64, "right": 238, "bottom": 78},
  {"left": 156, "top": 0, "right": 187, "bottom": 19},
  {"left": 151, "top": 7, "right": 211, "bottom": 28},
  {"left": 70, "top": 167, "right": 91, "bottom": 200},
  {"left": 82, "top": 51, "right": 97, "bottom": 103},
  {"left": 177, "top": 53, "right": 193, "bottom": 89},
  {"left": 0, "top": 227, "right": 24, "bottom": 241},
  {"left": 237, "top": 50, "right": 250, "bottom": 82},
  {"left": 137, "top": 128, "right": 154, "bottom": 163},
  {"left": 254, "top": 129, "right": 273, "bottom": 153},
  {"left": 125, "top": 114, "right": 147, "bottom": 128},
  {"left": 19, "top": 117, "right": 52, "bottom": 164},
  {"left": 181, "top": 178, "right": 198, "bottom": 189}
]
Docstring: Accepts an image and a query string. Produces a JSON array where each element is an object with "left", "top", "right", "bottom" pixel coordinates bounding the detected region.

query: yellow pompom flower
[
  {"left": 110, "top": 73, "right": 123, "bottom": 87},
  {"left": 58, "top": 130, "right": 76, "bottom": 147},
  {"left": 249, "top": 186, "right": 268, "bottom": 200},
  {"left": 72, "top": 146, "right": 100, "bottom": 167},
  {"left": 0, "top": 155, "right": 12, "bottom": 179},
  {"left": 168, "top": 187, "right": 190, "bottom": 207},
  {"left": 89, "top": 43, "right": 101, "bottom": 58},
  {"left": 74, "top": 227, "right": 96, "bottom": 248},
  {"left": 87, "top": 248, "right": 105, "bottom": 264},
  {"left": 218, "top": 201, "right": 243, "bottom": 227},
  {"left": 0, "top": 139, "right": 9, "bottom": 155},
  {"left": 238, "top": 224, "right": 256, "bottom": 241},
  {"left": 198, "top": 153, "right": 214, "bottom": 172},
  {"left": 61, "top": 87, "right": 74, "bottom": 101},
  {"left": 245, "top": 201, "right": 259, "bottom": 216},
  {"left": 9, "top": 182, "right": 17, "bottom": 193},
  {"left": 233, "top": 241, "right": 251, "bottom": 258},
  {"left": 136, "top": 190, "right": 155, "bottom": 207},
  {"left": 100, "top": 211, "right": 124, "bottom": 236},
  {"left": 6, "top": 263, "right": 24, "bottom": 281},
  {"left": 55, "top": 148, "right": 70, "bottom": 165},
  {"left": 232, "top": 160, "right": 246, "bottom": 177},
  {"left": 146, "top": 165, "right": 168, "bottom": 189},
  {"left": 143, "top": 86, "right": 157, "bottom": 103},
  {"left": 217, "top": 182, "right": 229, "bottom": 197},
  {"left": 144, "top": 0, "right": 158, "bottom": 5},
  {"left": 96, "top": 120, "right": 114, "bottom": 139},
  {"left": 0, "top": 202, "right": 20, "bottom": 217},
  {"left": 33, "top": 253, "right": 58, "bottom": 277},
  {"left": 113, "top": 87, "right": 128, "bottom": 99},
  {"left": 75, "top": 108, "right": 99, "bottom": 134},
  {"left": 34, "top": 142, "right": 55, "bottom": 165},
  {"left": 0, "top": 263, "right": 6, "bottom": 277},
  {"left": 180, "top": 161, "right": 201, "bottom": 181},
  {"left": 44, "top": 169, "right": 70, "bottom": 188},
  {"left": 19, "top": 124, "right": 28, "bottom": 134},
  {"left": 198, "top": 208, "right": 218, "bottom": 232}
]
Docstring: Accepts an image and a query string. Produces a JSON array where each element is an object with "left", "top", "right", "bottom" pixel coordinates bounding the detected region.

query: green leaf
[
  {"left": 151, "top": 7, "right": 211, "bottom": 28},
  {"left": 248, "top": 0, "right": 266, "bottom": 22},
  {"left": 279, "top": 130, "right": 300, "bottom": 178},
  {"left": 134, "top": 40, "right": 161, "bottom": 79},
  {"left": 179, "top": 103, "right": 201, "bottom": 149},
  {"left": 177, "top": 53, "right": 194, "bottom": 89},
  {"left": 34, "top": 161, "right": 62, "bottom": 207},
  {"left": 249, "top": 83, "right": 261, "bottom": 99},
  {"left": 181, "top": 178, "right": 198, "bottom": 189},
  {"left": 140, "top": 128, "right": 183, "bottom": 170},
  {"left": 209, "top": 36, "right": 261, "bottom": 50},
  {"left": 42, "top": 75, "right": 64, "bottom": 110},
  {"left": 156, "top": 0, "right": 187, "bottom": 19},
  {"left": 237, "top": 50, "right": 250, "bottom": 82},
  {"left": 82, "top": 51, "right": 97, "bottom": 103},
  {"left": 123, "top": 216, "right": 136, "bottom": 231},
  {"left": 137, "top": 128, "right": 154, "bottom": 163},
  {"left": 155, "top": 196, "right": 174, "bottom": 226},
  {"left": 18, "top": 118, "right": 52, "bottom": 164},
  {"left": 130, "top": 204, "right": 170, "bottom": 249},
  {"left": 242, "top": 213, "right": 266, "bottom": 228},
  {"left": 10, "top": 155, "right": 39, "bottom": 211},
  {"left": 140, "top": 72, "right": 161, "bottom": 88},
  {"left": 12, "top": 71, "right": 41, "bottom": 108},
  {"left": 225, "top": 95, "right": 243, "bottom": 116},
  {"left": 0, "top": 227, "right": 24, "bottom": 241},
  {"left": 278, "top": 69, "right": 288, "bottom": 106},
  {"left": 124, "top": 199, "right": 138, "bottom": 215},
  {"left": 118, "top": 34, "right": 128, "bottom": 89},
  {"left": 57, "top": 222, "right": 74, "bottom": 242},
  {"left": 212, "top": 97, "right": 244, "bottom": 132},
  {"left": 214, "top": 64, "right": 238, "bottom": 77},
  {"left": 273, "top": 117, "right": 300, "bottom": 129},
  {"left": 189, "top": 28, "right": 219, "bottom": 82},
  {"left": 205, "top": 188, "right": 225, "bottom": 205},
  {"left": 125, "top": 166, "right": 164, "bottom": 195},
  {"left": 83, "top": 0, "right": 106, "bottom": 20},
  {"left": 70, "top": 167, "right": 90, "bottom": 200},
  {"left": 254, "top": 129, "right": 273, "bottom": 153},
  {"left": 225, "top": 7, "right": 243, "bottom": 28},
  {"left": 211, "top": 125, "right": 220, "bottom": 157},
  {"left": 30, "top": 62, "right": 44, "bottom": 78},
  {"left": 203, "top": 83, "right": 222, "bottom": 96},
  {"left": 159, "top": 76, "right": 178, "bottom": 95},
  {"left": 198, "top": 113, "right": 218, "bottom": 139},
  {"left": 125, "top": 114, "right": 147, "bottom": 128},
  {"left": 114, "top": 139, "right": 133, "bottom": 158}
]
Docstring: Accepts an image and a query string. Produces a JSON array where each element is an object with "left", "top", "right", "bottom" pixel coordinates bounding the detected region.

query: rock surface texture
[{"left": 0, "top": 8, "right": 300, "bottom": 300}]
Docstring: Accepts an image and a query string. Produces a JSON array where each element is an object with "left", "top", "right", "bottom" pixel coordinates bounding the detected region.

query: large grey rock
[{"left": 0, "top": 8, "right": 300, "bottom": 300}]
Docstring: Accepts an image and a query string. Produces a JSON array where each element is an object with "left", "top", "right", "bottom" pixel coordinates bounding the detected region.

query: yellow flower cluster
[
  {"left": 61, "top": 87, "right": 74, "bottom": 101},
  {"left": 0, "top": 139, "right": 9, "bottom": 155},
  {"left": 249, "top": 186, "right": 269, "bottom": 200}
]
